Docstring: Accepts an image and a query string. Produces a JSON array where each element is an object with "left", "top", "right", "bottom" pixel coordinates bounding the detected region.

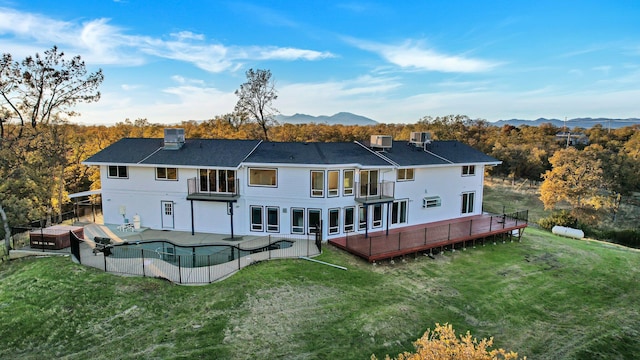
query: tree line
[{"left": 2, "top": 47, "right": 639, "bottom": 246}]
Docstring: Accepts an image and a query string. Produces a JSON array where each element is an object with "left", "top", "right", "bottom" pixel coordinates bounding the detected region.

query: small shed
[{"left": 30, "top": 225, "right": 84, "bottom": 250}]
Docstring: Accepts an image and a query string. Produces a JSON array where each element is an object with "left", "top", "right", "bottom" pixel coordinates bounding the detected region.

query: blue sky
[{"left": 1, "top": 1, "right": 639, "bottom": 124}]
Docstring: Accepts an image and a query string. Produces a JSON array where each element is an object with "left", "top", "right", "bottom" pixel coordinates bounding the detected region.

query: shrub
[
  {"left": 372, "top": 323, "right": 524, "bottom": 360},
  {"left": 604, "top": 229, "right": 640, "bottom": 248},
  {"left": 538, "top": 210, "right": 577, "bottom": 230}
]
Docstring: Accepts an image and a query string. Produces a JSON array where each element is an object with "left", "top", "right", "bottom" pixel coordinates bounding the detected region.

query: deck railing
[
  {"left": 343, "top": 210, "right": 528, "bottom": 258},
  {"left": 354, "top": 180, "right": 395, "bottom": 201},
  {"left": 187, "top": 177, "right": 239, "bottom": 197}
]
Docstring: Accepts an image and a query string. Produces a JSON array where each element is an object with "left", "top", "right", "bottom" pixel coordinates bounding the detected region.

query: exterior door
[{"left": 161, "top": 201, "right": 175, "bottom": 229}]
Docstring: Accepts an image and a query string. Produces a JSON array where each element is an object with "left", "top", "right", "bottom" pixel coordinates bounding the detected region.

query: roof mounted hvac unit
[
  {"left": 409, "top": 132, "right": 432, "bottom": 147},
  {"left": 164, "top": 128, "right": 185, "bottom": 150},
  {"left": 370, "top": 135, "right": 392, "bottom": 150}
]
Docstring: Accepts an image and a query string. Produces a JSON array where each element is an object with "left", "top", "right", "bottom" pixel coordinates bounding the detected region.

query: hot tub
[{"left": 29, "top": 225, "right": 84, "bottom": 250}]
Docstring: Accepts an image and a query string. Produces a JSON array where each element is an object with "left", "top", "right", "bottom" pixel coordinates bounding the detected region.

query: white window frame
[
  {"left": 423, "top": 196, "right": 442, "bottom": 208},
  {"left": 462, "top": 165, "right": 476, "bottom": 176},
  {"left": 372, "top": 204, "right": 383, "bottom": 228},
  {"left": 392, "top": 200, "right": 408, "bottom": 224},
  {"left": 249, "top": 168, "right": 277, "bottom": 187},
  {"left": 250, "top": 206, "right": 263, "bottom": 231},
  {"left": 327, "top": 170, "right": 339, "bottom": 197},
  {"left": 291, "top": 208, "right": 305, "bottom": 234},
  {"left": 358, "top": 205, "right": 367, "bottom": 230},
  {"left": 108, "top": 165, "right": 128, "bottom": 179},
  {"left": 308, "top": 209, "right": 322, "bottom": 234},
  {"left": 156, "top": 167, "right": 178, "bottom": 181},
  {"left": 199, "top": 169, "right": 236, "bottom": 193},
  {"left": 310, "top": 170, "right": 325, "bottom": 197},
  {"left": 462, "top": 192, "right": 475, "bottom": 214},
  {"left": 344, "top": 206, "right": 355, "bottom": 233},
  {"left": 396, "top": 168, "right": 415, "bottom": 181},
  {"left": 359, "top": 170, "right": 379, "bottom": 197},
  {"left": 343, "top": 169, "right": 354, "bottom": 196},
  {"left": 328, "top": 208, "right": 340, "bottom": 235},
  {"left": 266, "top": 206, "right": 279, "bottom": 233}
]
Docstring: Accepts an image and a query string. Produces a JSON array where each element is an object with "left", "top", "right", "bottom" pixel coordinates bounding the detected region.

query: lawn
[{"left": 1, "top": 227, "right": 639, "bottom": 359}]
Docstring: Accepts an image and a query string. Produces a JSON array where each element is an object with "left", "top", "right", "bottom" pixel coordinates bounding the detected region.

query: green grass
[{"left": 1, "top": 228, "right": 639, "bottom": 359}]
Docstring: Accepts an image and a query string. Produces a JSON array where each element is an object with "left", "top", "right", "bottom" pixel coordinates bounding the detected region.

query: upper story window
[
  {"left": 156, "top": 167, "right": 178, "bottom": 181},
  {"left": 397, "top": 168, "right": 415, "bottom": 181},
  {"left": 328, "top": 170, "right": 339, "bottom": 197},
  {"left": 462, "top": 165, "right": 476, "bottom": 176},
  {"left": 249, "top": 168, "right": 277, "bottom": 187},
  {"left": 359, "top": 169, "right": 379, "bottom": 197},
  {"left": 108, "top": 165, "right": 128, "bottom": 179},
  {"left": 311, "top": 170, "right": 324, "bottom": 197},
  {"left": 343, "top": 169, "right": 354, "bottom": 196},
  {"left": 199, "top": 169, "right": 236, "bottom": 193}
]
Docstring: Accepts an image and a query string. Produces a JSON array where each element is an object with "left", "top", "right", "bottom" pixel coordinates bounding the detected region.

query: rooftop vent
[
  {"left": 370, "top": 135, "right": 392, "bottom": 150},
  {"left": 409, "top": 132, "right": 432, "bottom": 146},
  {"left": 164, "top": 128, "right": 185, "bottom": 150}
]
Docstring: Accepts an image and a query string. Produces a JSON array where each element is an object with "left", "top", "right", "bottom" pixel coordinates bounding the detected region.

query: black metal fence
[{"left": 70, "top": 232, "right": 321, "bottom": 284}]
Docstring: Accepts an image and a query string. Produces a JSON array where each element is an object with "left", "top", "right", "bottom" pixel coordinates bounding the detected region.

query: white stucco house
[{"left": 82, "top": 129, "right": 500, "bottom": 241}]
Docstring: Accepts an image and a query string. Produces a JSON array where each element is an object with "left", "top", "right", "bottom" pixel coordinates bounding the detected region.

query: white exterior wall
[
  {"left": 98, "top": 162, "right": 488, "bottom": 240},
  {"left": 394, "top": 165, "right": 485, "bottom": 228},
  {"left": 100, "top": 165, "right": 198, "bottom": 232}
]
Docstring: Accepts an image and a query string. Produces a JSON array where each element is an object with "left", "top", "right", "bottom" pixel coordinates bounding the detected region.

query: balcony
[
  {"left": 354, "top": 181, "right": 395, "bottom": 203},
  {"left": 186, "top": 177, "right": 240, "bottom": 202}
]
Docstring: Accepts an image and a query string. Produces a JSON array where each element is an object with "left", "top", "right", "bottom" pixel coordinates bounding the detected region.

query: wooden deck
[{"left": 328, "top": 211, "right": 528, "bottom": 262}]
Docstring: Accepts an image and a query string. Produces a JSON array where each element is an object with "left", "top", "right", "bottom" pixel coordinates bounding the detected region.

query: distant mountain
[
  {"left": 276, "top": 112, "right": 378, "bottom": 125},
  {"left": 493, "top": 117, "right": 640, "bottom": 129}
]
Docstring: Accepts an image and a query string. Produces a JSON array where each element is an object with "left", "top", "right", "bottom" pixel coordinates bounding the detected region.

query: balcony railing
[
  {"left": 354, "top": 181, "right": 395, "bottom": 202},
  {"left": 187, "top": 177, "right": 240, "bottom": 200}
]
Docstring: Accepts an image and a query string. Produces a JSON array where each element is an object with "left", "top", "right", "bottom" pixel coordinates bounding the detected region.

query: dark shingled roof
[
  {"left": 243, "top": 142, "right": 390, "bottom": 166},
  {"left": 84, "top": 138, "right": 499, "bottom": 168},
  {"left": 368, "top": 140, "right": 499, "bottom": 166},
  {"left": 83, "top": 138, "right": 164, "bottom": 164},
  {"left": 423, "top": 141, "right": 499, "bottom": 164},
  {"left": 84, "top": 138, "right": 261, "bottom": 168}
]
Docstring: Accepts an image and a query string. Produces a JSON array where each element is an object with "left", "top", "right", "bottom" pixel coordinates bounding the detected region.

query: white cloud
[
  {"left": 0, "top": 7, "right": 334, "bottom": 72},
  {"left": 349, "top": 38, "right": 499, "bottom": 73},
  {"left": 170, "top": 31, "right": 205, "bottom": 41},
  {"left": 254, "top": 47, "right": 334, "bottom": 61}
]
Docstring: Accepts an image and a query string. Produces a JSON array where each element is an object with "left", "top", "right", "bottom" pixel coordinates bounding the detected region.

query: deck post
[
  {"left": 397, "top": 232, "right": 401, "bottom": 251},
  {"left": 424, "top": 228, "right": 427, "bottom": 246},
  {"left": 141, "top": 250, "right": 145, "bottom": 277},
  {"left": 229, "top": 201, "right": 235, "bottom": 239},
  {"left": 448, "top": 223, "right": 451, "bottom": 241},
  {"left": 489, "top": 215, "right": 493, "bottom": 232},
  {"left": 190, "top": 200, "right": 195, "bottom": 236},
  {"left": 469, "top": 219, "right": 473, "bottom": 236},
  {"left": 178, "top": 256, "right": 182, "bottom": 284},
  {"left": 386, "top": 202, "right": 390, "bottom": 236}
]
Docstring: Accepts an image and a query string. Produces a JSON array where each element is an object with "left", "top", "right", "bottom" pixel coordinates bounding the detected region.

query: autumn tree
[
  {"left": 0, "top": 46, "right": 103, "bottom": 249},
  {"left": 0, "top": 46, "right": 103, "bottom": 138},
  {"left": 539, "top": 145, "right": 611, "bottom": 217},
  {"left": 234, "top": 68, "right": 278, "bottom": 141},
  {"left": 372, "top": 323, "right": 523, "bottom": 360}
]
